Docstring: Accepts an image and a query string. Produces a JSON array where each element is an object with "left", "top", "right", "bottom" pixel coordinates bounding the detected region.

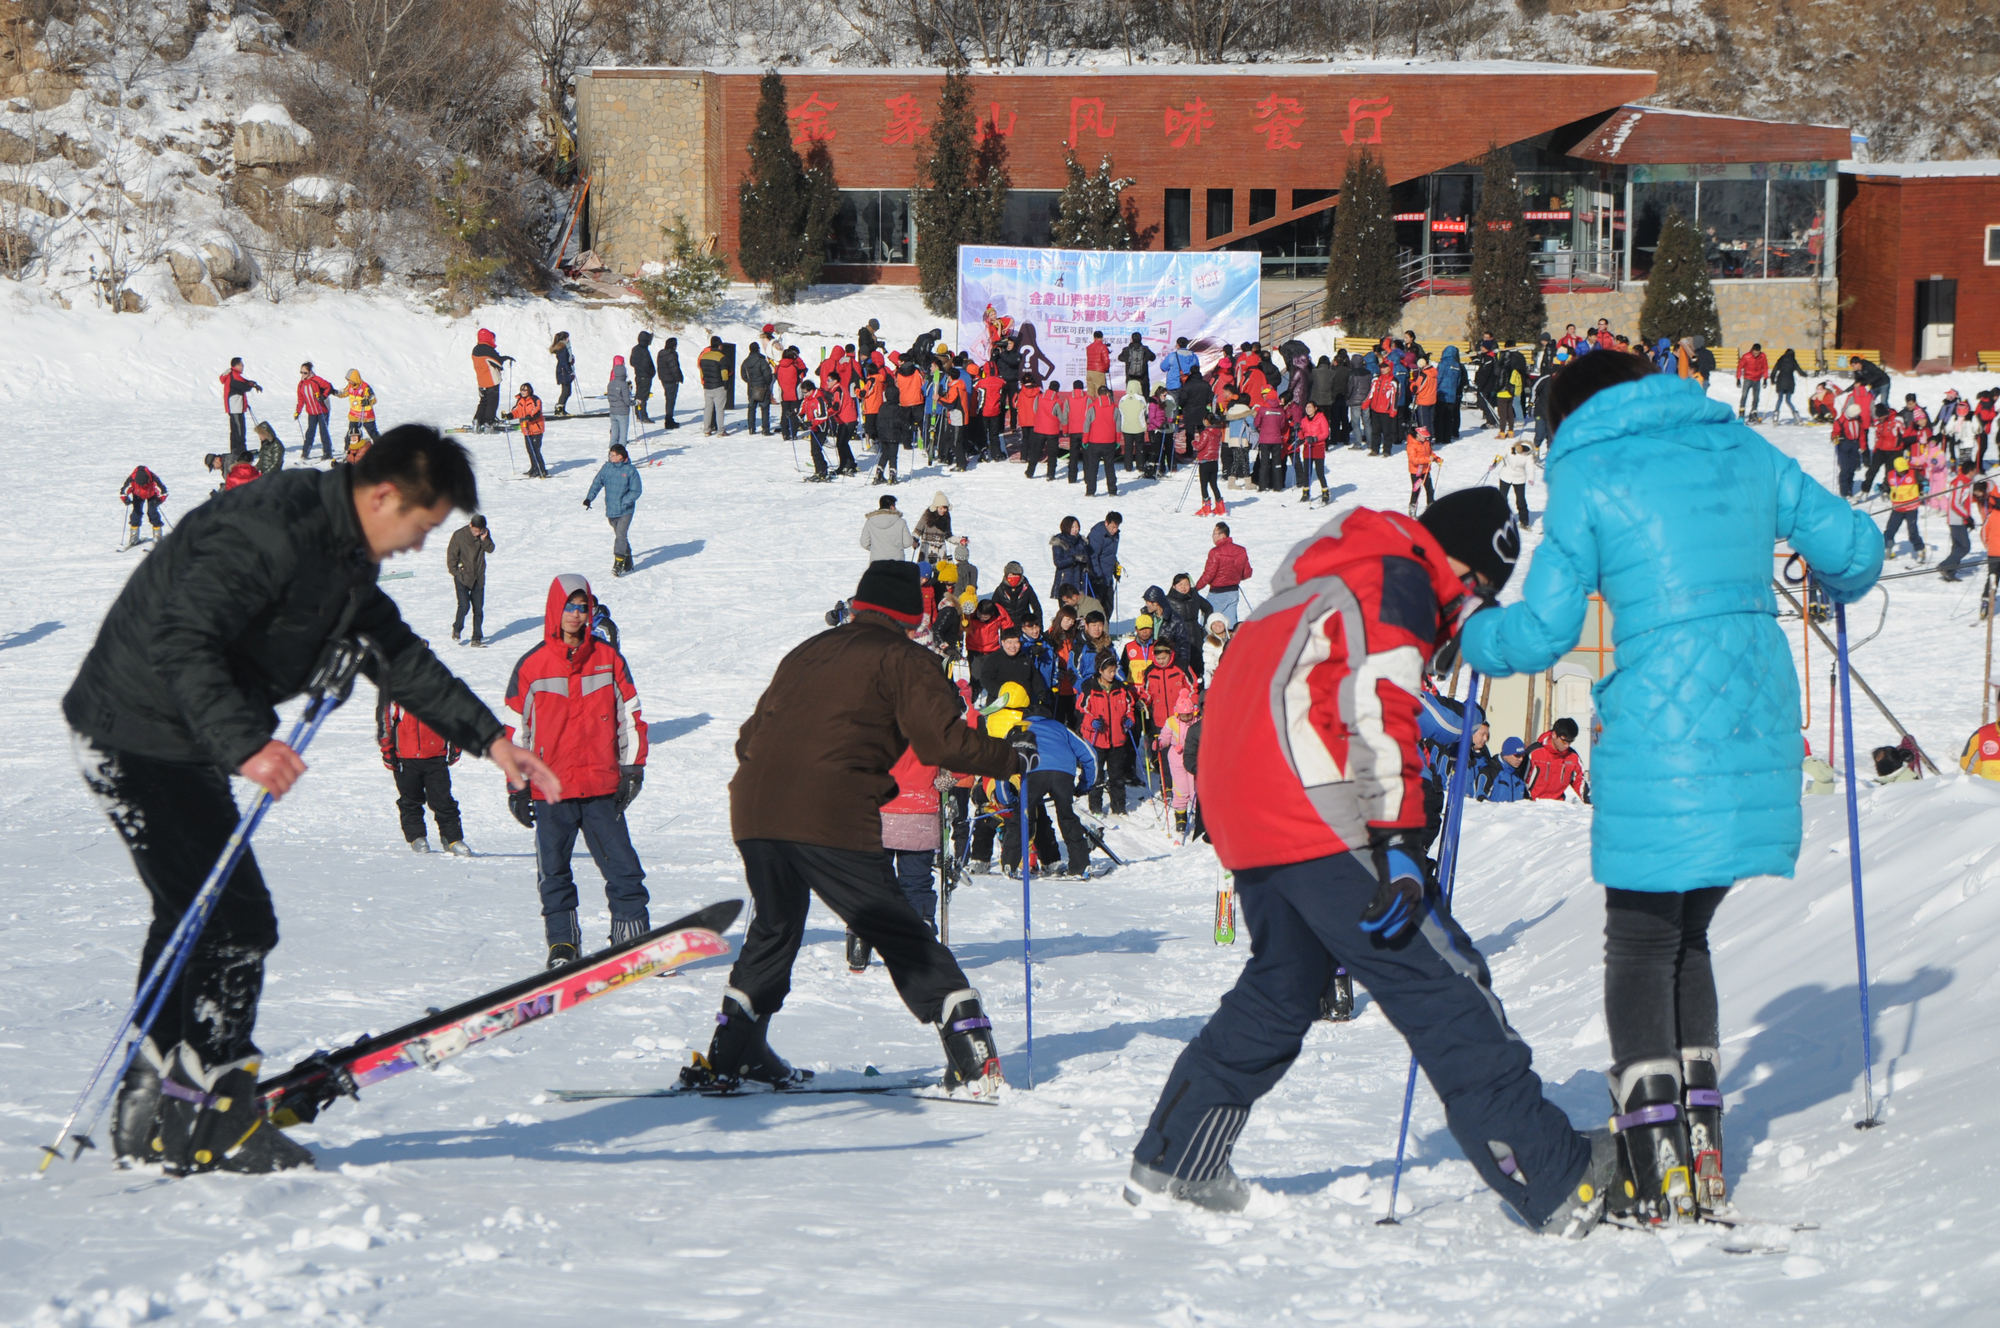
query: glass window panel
[
  {"left": 1768, "top": 180, "right": 1827, "bottom": 278},
  {"left": 826, "top": 191, "right": 912, "bottom": 265},
  {"left": 1429, "top": 175, "right": 1478, "bottom": 273},
  {"left": 1207, "top": 189, "right": 1233, "bottom": 239},
  {"left": 1631, "top": 181, "right": 1696, "bottom": 280},
  {"left": 1249, "top": 189, "right": 1277, "bottom": 225},
  {"left": 1164, "top": 189, "right": 1191, "bottom": 251},
  {"left": 999, "top": 190, "right": 1060, "bottom": 249},
  {"left": 1697, "top": 179, "right": 1767, "bottom": 279}
]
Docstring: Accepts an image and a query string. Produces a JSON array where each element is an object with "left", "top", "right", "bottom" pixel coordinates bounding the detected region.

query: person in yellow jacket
[
  {"left": 334, "top": 369, "right": 379, "bottom": 446},
  {"left": 1963, "top": 712, "right": 2000, "bottom": 781}
]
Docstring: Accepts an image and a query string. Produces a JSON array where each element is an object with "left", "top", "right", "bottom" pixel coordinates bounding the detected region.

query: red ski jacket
[
  {"left": 504, "top": 575, "right": 647, "bottom": 802},
  {"left": 223, "top": 462, "right": 261, "bottom": 489},
  {"left": 1083, "top": 395, "right": 1120, "bottom": 445},
  {"left": 1526, "top": 739, "right": 1585, "bottom": 800},
  {"left": 1737, "top": 350, "right": 1768, "bottom": 383},
  {"left": 1086, "top": 340, "right": 1110, "bottom": 373},
  {"left": 1298, "top": 410, "right": 1331, "bottom": 460},
  {"left": 1196, "top": 538, "right": 1252, "bottom": 593},
  {"left": 121, "top": 467, "right": 166, "bottom": 501},
  {"left": 378, "top": 698, "right": 460, "bottom": 765},
  {"left": 882, "top": 745, "right": 942, "bottom": 816},
  {"left": 775, "top": 355, "right": 805, "bottom": 402},
  {"left": 976, "top": 373, "right": 1005, "bottom": 417},
  {"left": 1076, "top": 679, "right": 1136, "bottom": 748},
  {"left": 1197, "top": 507, "right": 1464, "bottom": 870},
  {"left": 1142, "top": 662, "right": 1198, "bottom": 728}
]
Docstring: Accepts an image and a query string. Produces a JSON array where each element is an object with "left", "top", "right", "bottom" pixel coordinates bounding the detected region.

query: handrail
[{"left": 1259, "top": 292, "right": 1328, "bottom": 344}]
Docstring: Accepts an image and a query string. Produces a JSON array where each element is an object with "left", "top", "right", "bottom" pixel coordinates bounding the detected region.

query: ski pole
[
  {"left": 1020, "top": 775, "right": 1034, "bottom": 1090},
  {"left": 1835, "top": 602, "right": 1880, "bottom": 1130},
  {"left": 1380, "top": 667, "right": 1482, "bottom": 1224},
  {"left": 1175, "top": 465, "right": 1197, "bottom": 513},
  {"left": 41, "top": 636, "right": 377, "bottom": 1170}
]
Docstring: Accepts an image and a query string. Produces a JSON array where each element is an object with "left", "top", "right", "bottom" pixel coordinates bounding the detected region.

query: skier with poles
[
  {"left": 119, "top": 465, "right": 168, "bottom": 549},
  {"left": 685, "top": 561, "right": 1028, "bottom": 1097},
  {"left": 1125, "top": 490, "right": 1622, "bottom": 1238},
  {"left": 1459, "top": 351, "right": 1881, "bottom": 1223},
  {"left": 59, "top": 425, "right": 561, "bottom": 1175}
]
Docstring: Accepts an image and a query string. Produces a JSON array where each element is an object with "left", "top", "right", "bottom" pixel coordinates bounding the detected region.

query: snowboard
[{"left": 256, "top": 900, "right": 742, "bottom": 1127}]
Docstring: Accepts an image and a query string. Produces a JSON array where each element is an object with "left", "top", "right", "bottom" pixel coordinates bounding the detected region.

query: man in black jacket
[
  {"left": 1120, "top": 333, "right": 1156, "bottom": 397},
  {"left": 63, "top": 425, "right": 560, "bottom": 1176},
  {"left": 630, "top": 330, "right": 656, "bottom": 423},
  {"left": 656, "top": 336, "right": 684, "bottom": 429}
]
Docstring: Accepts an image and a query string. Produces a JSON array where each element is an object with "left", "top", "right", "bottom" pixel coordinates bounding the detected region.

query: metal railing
[
  {"left": 1260, "top": 292, "right": 1329, "bottom": 345},
  {"left": 1399, "top": 248, "right": 1620, "bottom": 299}
]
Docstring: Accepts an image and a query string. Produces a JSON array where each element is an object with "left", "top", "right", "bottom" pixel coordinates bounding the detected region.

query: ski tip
[{"left": 662, "top": 899, "right": 745, "bottom": 938}]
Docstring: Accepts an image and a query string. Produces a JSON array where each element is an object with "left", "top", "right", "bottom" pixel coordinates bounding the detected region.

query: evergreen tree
[
  {"left": 637, "top": 215, "right": 729, "bottom": 327},
  {"left": 1323, "top": 149, "right": 1401, "bottom": 339},
  {"left": 736, "top": 70, "right": 838, "bottom": 304},
  {"left": 1467, "top": 146, "right": 1545, "bottom": 343},
  {"left": 1639, "top": 207, "right": 1724, "bottom": 348},
  {"left": 1051, "top": 150, "right": 1135, "bottom": 250},
  {"left": 910, "top": 66, "right": 1008, "bottom": 318},
  {"left": 432, "top": 159, "right": 506, "bottom": 317}
]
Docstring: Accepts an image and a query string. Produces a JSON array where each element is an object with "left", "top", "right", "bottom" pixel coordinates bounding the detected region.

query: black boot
[
  {"left": 845, "top": 930, "right": 873, "bottom": 973},
  {"left": 154, "top": 1042, "right": 314, "bottom": 1175},
  {"left": 546, "top": 909, "right": 581, "bottom": 970},
  {"left": 1683, "top": 1047, "right": 1727, "bottom": 1211},
  {"left": 1317, "top": 967, "right": 1355, "bottom": 1022},
  {"left": 1536, "top": 1127, "right": 1620, "bottom": 1239},
  {"left": 111, "top": 1038, "right": 168, "bottom": 1164},
  {"left": 1608, "top": 1059, "right": 1698, "bottom": 1224},
  {"left": 683, "top": 987, "right": 810, "bottom": 1088},
  {"left": 937, "top": 988, "right": 1004, "bottom": 1095}
]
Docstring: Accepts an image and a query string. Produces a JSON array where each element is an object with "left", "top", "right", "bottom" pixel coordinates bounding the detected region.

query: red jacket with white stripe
[
  {"left": 504, "top": 574, "right": 647, "bottom": 802},
  {"left": 1197, "top": 507, "right": 1464, "bottom": 870},
  {"left": 377, "top": 698, "right": 460, "bottom": 765}
]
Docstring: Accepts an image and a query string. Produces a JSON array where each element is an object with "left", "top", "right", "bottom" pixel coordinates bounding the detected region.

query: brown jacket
[{"left": 730, "top": 614, "right": 1019, "bottom": 851}]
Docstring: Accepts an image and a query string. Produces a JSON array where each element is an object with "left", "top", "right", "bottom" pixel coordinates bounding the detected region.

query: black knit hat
[
  {"left": 852, "top": 561, "right": 924, "bottom": 626},
  {"left": 1418, "top": 487, "right": 1520, "bottom": 590}
]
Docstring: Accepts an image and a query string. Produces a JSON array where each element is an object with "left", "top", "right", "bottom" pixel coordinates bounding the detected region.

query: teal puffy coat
[{"left": 1461, "top": 374, "right": 1881, "bottom": 892}]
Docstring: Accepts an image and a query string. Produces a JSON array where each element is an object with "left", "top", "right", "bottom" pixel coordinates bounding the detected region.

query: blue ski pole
[
  {"left": 1835, "top": 601, "right": 1880, "bottom": 1130},
  {"left": 1379, "top": 668, "right": 1482, "bottom": 1224},
  {"left": 40, "top": 636, "right": 376, "bottom": 1170},
  {"left": 1021, "top": 775, "right": 1034, "bottom": 1090}
]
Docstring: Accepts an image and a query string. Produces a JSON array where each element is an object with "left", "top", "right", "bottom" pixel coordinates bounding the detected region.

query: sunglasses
[{"left": 563, "top": 601, "right": 590, "bottom": 614}]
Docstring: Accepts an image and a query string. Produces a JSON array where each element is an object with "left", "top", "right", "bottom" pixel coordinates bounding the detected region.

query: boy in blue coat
[
  {"left": 583, "top": 443, "right": 643, "bottom": 577},
  {"left": 1459, "top": 352, "right": 1880, "bottom": 1224},
  {"left": 1478, "top": 737, "right": 1529, "bottom": 802},
  {"left": 995, "top": 709, "right": 1099, "bottom": 878}
]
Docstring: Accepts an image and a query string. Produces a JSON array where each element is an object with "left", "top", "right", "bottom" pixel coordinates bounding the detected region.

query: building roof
[
  {"left": 1839, "top": 159, "right": 2000, "bottom": 178},
  {"left": 584, "top": 59, "right": 1657, "bottom": 79},
  {"left": 1568, "top": 104, "right": 1851, "bottom": 165}
]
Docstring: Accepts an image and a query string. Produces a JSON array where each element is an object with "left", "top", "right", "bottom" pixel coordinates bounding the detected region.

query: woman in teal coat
[{"left": 1460, "top": 353, "right": 1880, "bottom": 1221}]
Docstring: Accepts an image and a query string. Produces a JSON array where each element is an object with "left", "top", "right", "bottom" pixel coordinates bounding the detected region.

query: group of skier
[{"left": 1824, "top": 373, "right": 2000, "bottom": 578}]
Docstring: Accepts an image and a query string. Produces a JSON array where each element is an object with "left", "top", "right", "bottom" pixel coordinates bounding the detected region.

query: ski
[
  {"left": 256, "top": 900, "right": 742, "bottom": 1127},
  {"left": 549, "top": 1080, "right": 999, "bottom": 1107},
  {"left": 1075, "top": 814, "right": 1128, "bottom": 866},
  {"left": 1599, "top": 1211, "right": 1814, "bottom": 1255},
  {"left": 1213, "top": 868, "right": 1237, "bottom": 945}
]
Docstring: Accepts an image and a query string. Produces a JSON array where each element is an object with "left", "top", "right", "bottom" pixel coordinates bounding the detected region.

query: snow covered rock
[
  {"left": 232, "top": 102, "right": 312, "bottom": 168},
  {"left": 167, "top": 249, "right": 219, "bottom": 306},
  {"left": 0, "top": 181, "right": 67, "bottom": 218},
  {"left": 0, "top": 129, "right": 31, "bottom": 166}
]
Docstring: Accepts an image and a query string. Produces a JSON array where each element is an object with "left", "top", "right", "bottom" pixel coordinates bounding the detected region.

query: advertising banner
[{"left": 955, "top": 246, "right": 1261, "bottom": 386}]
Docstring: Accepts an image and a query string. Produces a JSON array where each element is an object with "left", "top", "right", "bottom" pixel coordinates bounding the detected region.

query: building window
[
  {"left": 1630, "top": 181, "right": 1696, "bottom": 280},
  {"left": 1988, "top": 225, "right": 2000, "bottom": 265},
  {"left": 1632, "top": 171, "right": 1830, "bottom": 281},
  {"left": 999, "top": 191, "right": 1060, "bottom": 249},
  {"left": 826, "top": 190, "right": 912, "bottom": 265},
  {"left": 1248, "top": 189, "right": 1277, "bottom": 226},
  {"left": 1164, "top": 189, "right": 1191, "bottom": 251},
  {"left": 1768, "top": 181, "right": 1827, "bottom": 277},
  {"left": 1206, "top": 189, "right": 1233, "bottom": 240}
]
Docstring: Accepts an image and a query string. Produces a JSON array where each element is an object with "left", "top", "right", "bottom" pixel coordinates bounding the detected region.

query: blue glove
[{"left": 1359, "top": 834, "right": 1430, "bottom": 943}]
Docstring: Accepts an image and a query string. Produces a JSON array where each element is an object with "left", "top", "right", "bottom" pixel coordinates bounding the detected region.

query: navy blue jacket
[{"left": 1086, "top": 521, "right": 1120, "bottom": 591}]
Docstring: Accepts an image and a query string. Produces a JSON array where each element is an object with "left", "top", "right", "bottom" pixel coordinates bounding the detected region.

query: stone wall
[
  {"left": 1396, "top": 279, "right": 1838, "bottom": 353},
  {"left": 574, "top": 71, "right": 707, "bottom": 275}
]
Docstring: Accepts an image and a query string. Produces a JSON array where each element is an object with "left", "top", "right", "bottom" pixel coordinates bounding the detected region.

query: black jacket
[
  {"left": 656, "top": 341, "right": 684, "bottom": 384},
  {"left": 741, "top": 349, "right": 774, "bottom": 402},
  {"left": 992, "top": 577, "right": 1042, "bottom": 629},
  {"left": 1119, "top": 341, "right": 1156, "bottom": 378},
  {"left": 1772, "top": 349, "right": 1801, "bottom": 394},
  {"left": 630, "top": 332, "right": 655, "bottom": 383},
  {"left": 64, "top": 467, "right": 505, "bottom": 770},
  {"left": 1309, "top": 360, "right": 1339, "bottom": 406},
  {"left": 972, "top": 647, "right": 1051, "bottom": 712}
]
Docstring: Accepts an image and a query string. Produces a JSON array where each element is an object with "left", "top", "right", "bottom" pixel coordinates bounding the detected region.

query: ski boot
[
  {"left": 1607, "top": 1059, "right": 1699, "bottom": 1224},
  {"left": 1317, "top": 967, "right": 1355, "bottom": 1022},
  {"left": 845, "top": 930, "right": 873, "bottom": 972},
  {"left": 886, "top": 467, "right": 897, "bottom": 485},
  {"left": 152, "top": 1042, "right": 314, "bottom": 1176},
  {"left": 871, "top": 469, "right": 885, "bottom": 485},
  {"left": 936, "top": 988, "right": 1004, "bottom": 1096},
  {"left": 1535, "top": 1127, "right": 1620, "bottom": 1239},
  {"left": 1174, "top": 809, "right": 1188, "bottom": 837},
  {"left": 409, "top": 837, "right": 431, "bottom": 853},
  {"left": 112, "top": 1037, "right": 168, "bottom": 1165},
  {"left": 1319, "top": 486, "right": 1332, "bottom": 505},
  {"left": 683, "top": 987, "right": 810, "bottom": 1089},
  {"left": 443, "top": 839, "right": 471, "bottom": 856},
  {"left": 1124, "top": 1156, "right": 1251, "bottom": 1213},
  {"left": 1300, "top": 487, "right": 1312, "bottom": 504},
  {"left": 609, "top": 911, "right": 651, "bottom": 946},
  {"left": 121, "top": 527, "right": 139, "bottom": 550},
  {"left": 150, "top": 524, "right": 164, "bottom": 544},
  {"left": 1682, "top": 1046, "right": 1727, "bottom": 1212},
  {"left": 546, "top": 909, "right": 581, "bottom": 970}
]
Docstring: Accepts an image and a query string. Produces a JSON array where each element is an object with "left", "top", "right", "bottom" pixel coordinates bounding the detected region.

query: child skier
[
  {"left": 1296, "top": 401, "right": 1331, "bottom": 505},
  {"left": 1077, "top": 650, "right": 1137, "bottom": 816},
  {"left": 119, "top": 466, "right": 167, "bottom": 548},
  {"left": 1883, "top": 454, "right": 1926, "bottom": 562},
  {"left": 1156, "top": 686, "right": 1197, "bottom": 837},
  {"left": 512, "top": 383, "right": 551, "bottom": 478},
  {"left": 378, "top": 686, "right": 468, "bottom": 854},
  {"left": 334, "top": 370, "right": 379, "bottom": 446},
  {"left": 1405, "top": 426, "right": 1440, "bottom": 515}
]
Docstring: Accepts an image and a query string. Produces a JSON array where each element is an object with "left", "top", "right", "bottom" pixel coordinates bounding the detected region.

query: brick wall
[{"left": 1839, "top": 173, "right": 2000, "bottom": 370}]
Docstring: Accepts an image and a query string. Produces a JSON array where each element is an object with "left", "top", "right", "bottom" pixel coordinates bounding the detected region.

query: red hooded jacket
[
  {"left": 378, "top": 699, "right": 459, "bottom": 764},
  {"left": 503, "top": 574, "right": 648, "bottom": 801},
  {"left": 1197, "top": 508, "right": 1463, "bottom": 870}
]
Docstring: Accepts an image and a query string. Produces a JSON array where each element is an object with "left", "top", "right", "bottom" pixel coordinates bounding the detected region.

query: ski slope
[{"left": 1, "top": 284, "right": 1996, "bottom": 1326}]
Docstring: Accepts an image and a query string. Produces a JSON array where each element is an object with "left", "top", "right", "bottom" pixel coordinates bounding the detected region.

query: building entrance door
[{"left": 1916, "top": 278, "right": 1956, "bottom": 364}]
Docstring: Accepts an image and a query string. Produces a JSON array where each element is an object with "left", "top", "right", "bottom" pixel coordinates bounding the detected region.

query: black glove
[
  {"left": 1358, "top": 830, "right": 1432, "bottom": 944},
  {"left": 508, "top": 785, "right": 535, "bottom": 829},
  {"left": 1009, "top": 731, "right": 1038, "bottom": 776},
  {"left": 582, "top": 500, "right": 592, "bottom": 510},
  {"left": 1429, "top": 585, "right": 1497, "bottom": 678},
  {"left": 614, "top": 765, "right": 644, "bottom": 813}
]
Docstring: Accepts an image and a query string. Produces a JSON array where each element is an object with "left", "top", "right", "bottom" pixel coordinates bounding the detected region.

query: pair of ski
[
  {"left": 1601, "top": 1208, "right": 1819, "bottom": 1256},
  {"left": 549, "top": 1078, "right": 999, "bottom": 1108}
]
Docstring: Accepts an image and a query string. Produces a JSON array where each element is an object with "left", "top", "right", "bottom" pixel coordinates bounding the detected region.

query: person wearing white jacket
[
  {"left": 859, "top": 495, "right": 916, "bottom": 562},
  {"left": 1942, "top": 403, "right": 1982, "bottom": 464},
  {"left": 1496, "top": 438, "right": 1539, "bottom": 525},
  {"left": 1201, "top": 616, "right": 1231, "bottom": 677}
]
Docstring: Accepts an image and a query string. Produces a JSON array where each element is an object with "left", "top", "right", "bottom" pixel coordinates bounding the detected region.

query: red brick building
[{"left": 1837, "top": 162, "right": 2000, "bottom": 371}]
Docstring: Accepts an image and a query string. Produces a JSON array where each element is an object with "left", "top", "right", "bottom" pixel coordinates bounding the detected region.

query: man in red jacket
[
  {"left": 504, "top": 574, "right": 651, "bottom": 966},
  {"left": 976, "top": 361, "right": 1007, "bottom": 462},
  {"left": 1194, "top": 522, "right": 1252, "bottom": 625},
  {"left": 1086, "top": 330, "right": 1111, "bottom": 394},
  {"left": 379, "top": 681, "right": 466, "bottom": 854},
  {"left": 774, "top": 348, "right": 806, "bottom": 441},
  {"left": 1126, "top": 491, "right": 1616, "bottom": 1239},
  {"left": 1526, "top": 718, "right": 1587, "bottom": 801},
  {"left": 1735, "top": 343, "right": 1768, "bottom": 422},
  {"left": 296, "top": 362, "right": 335, "bottom": 461},
  {"left": 220, "top": 357, "right": 260, "bottom": 456}
]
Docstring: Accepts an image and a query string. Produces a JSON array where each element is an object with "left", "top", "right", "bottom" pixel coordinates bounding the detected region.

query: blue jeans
[
  {"left": 1207, "top": 586, "right": 1241, "bottom": 626},
  {"left": 301, "top": 412, "right": 332, "bottom": 459},
  {"left": 608, "top": 408, "right": 629, "bottom": 451},
  {"left": 533, "top": 795, "right": 648, "bottom": 940},
  {"left": 1133, "top": 851, "right": 1589, "bottom": 1227}
]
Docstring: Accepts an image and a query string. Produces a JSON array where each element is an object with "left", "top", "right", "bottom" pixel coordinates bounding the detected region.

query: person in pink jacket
[
  {"left": 1296, "top": 401, "right": 1332, "bottom": 505},
  {"left": 1159, "top": 692, "right": 1198, "bottom": 837}
]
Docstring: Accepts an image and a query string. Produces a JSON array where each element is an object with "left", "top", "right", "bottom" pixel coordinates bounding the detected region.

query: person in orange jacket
[
  {"left": 1082, "top": 385, "right": 1122, "bottom": 497},
  {"left": 378, "top": 683, "right": 466, "bottom": 853},
  {"left": 471, "top": 328, "right": 512, "bottom": 432},
  {"left": 863, "top": 363, "right": 892, "bottom": 479},
  {"left": 1411, "top": 357, "right": 1438, "bottom": 437},
  {"left": 1016, "top": 377, "right": 1045, "bottom": 477},
  {"left": 511, "top": 382, "right": 550, "bottom": 478},
  {"left": 975, "top": 362, "right": 1007, "bottom": 463},
  {"left": 937, "top": 367, "right": 973, "bottom": 471},
  {"left": 1405, "top": 426, "right": 1440, "bottom": 515}
]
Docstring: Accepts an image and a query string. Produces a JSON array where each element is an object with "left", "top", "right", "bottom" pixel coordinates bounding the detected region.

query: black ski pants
[
  {"left": 1603, "top": 886, "right": 1728, "bottom": 1071},
  {"left": 393, "top": 756, "right": 463, "bottom": 844},
  {"left": 731, "top": 839, "right": 973, "bottom": 1025},
  {"left": 1087, "top": 743, "right": 1131, "bottom": 814},
  {"left": 453, "top": 578, "right": 485, "bottom": 640},
  {"left": 1082, "top": 444, "right": 1119, "bottom": 497},
  {"left": 633, "top": 370, "right": 653, "bottom": 418},
  {"left": 73, "top": 735, "right": 276, "bottom": 1064},
  {"left": 523, "top": 432, "right": 548, "bottom": 479},
  {"left": 475, "top": 386, "right": 500, "bottom": 427},
  {"left": 658, "top": 381, "right": 680, "bottom": 427},
  {"left": 1134, "top": 851, "right": 1590, "bottom": 1229},
  {"left": 1023, "top": 771, "right": 1088, "bottom": 870}
]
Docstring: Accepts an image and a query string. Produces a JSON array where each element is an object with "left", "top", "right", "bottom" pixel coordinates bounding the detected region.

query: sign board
[{"left": 955, "top": 246, "right": 1260, "bottom": 383}]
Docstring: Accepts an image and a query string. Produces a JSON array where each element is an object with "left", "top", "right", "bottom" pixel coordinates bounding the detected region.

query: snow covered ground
[{"left": 2, "top": 284, "right": 1997, "bottom": 1326}]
